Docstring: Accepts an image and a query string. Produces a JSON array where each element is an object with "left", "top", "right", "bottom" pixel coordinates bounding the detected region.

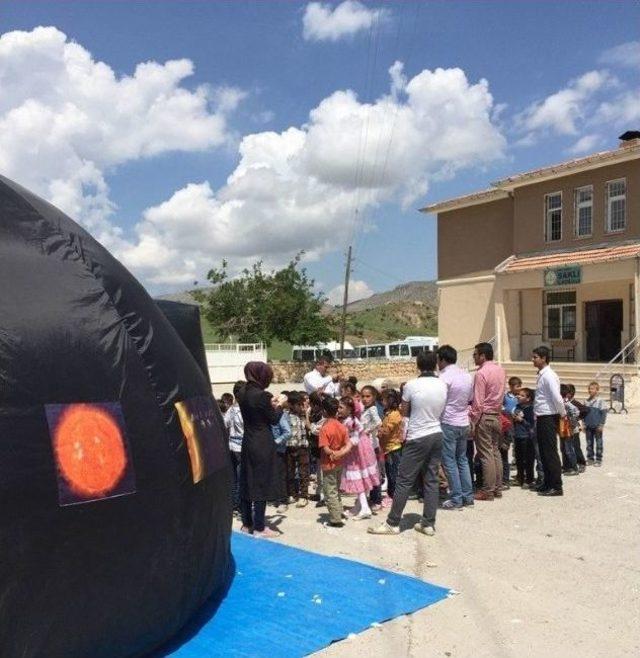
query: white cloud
[
  {"left": 0, "top": 26, "right": 242, "bottom": 248},
  {"left": 516, "top": 70, "right": 611, "bottom": 138},
  {"left": 0, "top": 27, "right": 506, "bottom": 292},
  {"left": 122, "top": 62, "right": 505, "bottom": 287},
  {"left": 599, "top": 41, "right": 640, "bottom": 69},
  {"left": 567, "top": 134, "right": 602, "bottom": 155},
  {"left": 594, "top": 89, "right": 640, "bottom": 127},
  {"left": 302, "top": 1, "right": 388, "bottom": 42},
  {"left": 326, "top": 279, "right": 373, "bottom": 306}
]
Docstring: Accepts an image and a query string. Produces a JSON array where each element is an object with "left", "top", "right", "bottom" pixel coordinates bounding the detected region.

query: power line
[
  {"left": 352, "top": 256, "right": 408, "bottom": 288},
  {"left": 352, "top": 1, "right": 423, "bottom": 262}
]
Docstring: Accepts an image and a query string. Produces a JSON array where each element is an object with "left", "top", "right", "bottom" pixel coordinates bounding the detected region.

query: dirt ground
[{"left": 233, "top": 410, "right": 640, "bottom": 658}]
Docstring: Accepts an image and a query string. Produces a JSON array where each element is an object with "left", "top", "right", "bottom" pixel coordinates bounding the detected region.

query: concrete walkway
[{"left": 233, "top": 410, "right": 640, "bottom": 658}]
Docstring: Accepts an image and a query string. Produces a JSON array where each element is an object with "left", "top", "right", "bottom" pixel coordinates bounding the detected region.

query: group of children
[
  {"left": 219, "top": 380, "right": 406, "bottom": 529},
  {"left": 219, "top": 373, "right": 608, "bottom": 531},
  {"left": 500, "top": 377, "right": 607, "bottom": 492}
]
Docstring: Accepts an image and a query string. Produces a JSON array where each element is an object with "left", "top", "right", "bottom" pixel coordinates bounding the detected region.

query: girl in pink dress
[{"left": 338, "top": 396, "right": 380, "bottom": 520}]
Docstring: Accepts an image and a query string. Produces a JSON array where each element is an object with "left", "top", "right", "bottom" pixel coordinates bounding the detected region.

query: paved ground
[{"left": 233, "top": 410, "right": 640, "bottom": 658}]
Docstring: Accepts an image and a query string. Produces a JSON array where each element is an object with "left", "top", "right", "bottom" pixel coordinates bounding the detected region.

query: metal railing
[
  {"left": 204, "top": 343, "right": 264, "bottom": 353},
  {"left": 594, "top": 335, "right": 639, "bottom": 382}
]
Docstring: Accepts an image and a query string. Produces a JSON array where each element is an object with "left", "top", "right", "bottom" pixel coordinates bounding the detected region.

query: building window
[
  {"left": 545, "top": 291, "right": 576, "bottom": 340},
  {"left": 606, "top": 178, "right": 626, "bottom": 232},
  {"left": 575, "top": 185, "right": 593, "bottom": 237},
  {"left": 545, "top": 192, "right": 562, "bottom": 242}
]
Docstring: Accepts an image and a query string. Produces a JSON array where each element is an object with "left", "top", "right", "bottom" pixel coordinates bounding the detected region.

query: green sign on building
[{"left": 544, "top": 265, "right": 581, "bottom": 287}]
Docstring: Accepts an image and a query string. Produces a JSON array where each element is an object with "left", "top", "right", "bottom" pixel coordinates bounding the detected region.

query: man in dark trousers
[{"left": 531, "top": 346, "right": 566, "bottom": 497}]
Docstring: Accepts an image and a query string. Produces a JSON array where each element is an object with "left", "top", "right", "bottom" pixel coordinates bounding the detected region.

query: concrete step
[{"left": 503, "top": 361, "right": 638, "bottom": 402}]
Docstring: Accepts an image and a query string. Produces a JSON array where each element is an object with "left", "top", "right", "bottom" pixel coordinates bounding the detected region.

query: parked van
[
  {"left": 292, "top": 341, "right": 356, "bottom": 361},
  {"left": 356, "top": 336, "right": 438, "bottom": 360}
]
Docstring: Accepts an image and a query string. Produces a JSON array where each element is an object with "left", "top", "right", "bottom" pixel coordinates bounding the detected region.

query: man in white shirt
[
  {"left": 303, "top": 357, "right": 340, "bottom": 397},
  {"left": 369, "top": 351, "right": 447, "bottom": 536},
  {"left": 532, "top": 346, "right": 566, "bottom": 497}
]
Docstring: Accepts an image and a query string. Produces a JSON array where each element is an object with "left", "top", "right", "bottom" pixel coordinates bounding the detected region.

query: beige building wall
[
  {"left": 513, "top": 159, "right": 640, "bottom": 254},
  {"left": 438, "top": 276, "right": 496, "bottom": 351},
  {"left": 437, "top": 197, "right": 514, "bottom": 280}
]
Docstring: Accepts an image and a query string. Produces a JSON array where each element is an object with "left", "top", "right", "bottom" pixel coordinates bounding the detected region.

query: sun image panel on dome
[
  {"left": 175, "top": 396, "right": 228, "bottom": 484},
  {"left": 45, "top": 401, "right": 136, "bottom": 506}
]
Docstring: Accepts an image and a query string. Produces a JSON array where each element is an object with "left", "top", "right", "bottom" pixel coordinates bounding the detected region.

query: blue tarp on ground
[{"left": 160, "top": 531, "right": 449, "bottom": 658}]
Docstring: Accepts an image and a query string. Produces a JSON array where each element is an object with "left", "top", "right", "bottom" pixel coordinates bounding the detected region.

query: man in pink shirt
[{"left": 469, "top": 342, "right": 506, "bottom": 501}]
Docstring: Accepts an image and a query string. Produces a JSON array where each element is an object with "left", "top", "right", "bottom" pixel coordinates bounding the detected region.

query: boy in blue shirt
[
  {"left": 512, "top": 387, "right": 535, "bottom": 487},
  {"left": 584, "top": 382, "right": 607, "bottom": 466},
  {"left": 502, "top": 377, "right": 521, "bottom": 487}
]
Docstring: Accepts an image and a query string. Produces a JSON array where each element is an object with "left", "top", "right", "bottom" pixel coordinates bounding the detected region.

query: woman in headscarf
[{"left": 237, "top": 361, "right": 284, "bottom": 537}]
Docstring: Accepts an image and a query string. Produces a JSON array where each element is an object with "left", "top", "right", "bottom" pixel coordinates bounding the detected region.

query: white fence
[{"left": 204, "top": 343, "right": 267, "bottom": 384}]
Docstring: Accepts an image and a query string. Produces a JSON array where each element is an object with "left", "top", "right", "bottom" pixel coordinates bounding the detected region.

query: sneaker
[
  {"left": 367, "top": 522, "right": 400, "bottom": 535},
  {"left": 295, "top": 498, "right": 309, "bottom": 508},
  {"left": 314, "top": 500, "right": 326, "bottom": 508},
  {"left": 288, "top": 496, "right": 296, "bottom": 504},
  {"left": 578, "top": 464, "right": 586, "bottom": 473},
  {"left": 441, "top": 500, "right": 463, "bottom": 510},
  {"left": 276, "top": 504, "right": 288, "bottom": 513},
  {"left": 494, "top": 490, "right": 503, "bottom": 498},
  {"left": 462, "top": 499, "right": 475, "bottom": 507},
  {"left": 414, "top": 523, "right": 435, "bottom": 536},
  {"left": 323, "top": 521, "right": 344, "bottom": 528},
  {"left": 565, "top": 469, "right": 579, "bottom": 476},
  {"left": 587, "top": 459, "right": 595, "bottom": 465},
  {"left": 352, "top": 511, "right": 372, "bottom": 521},
  {"left": 594, "top": 461, "right": 602, "bottom": 467}
]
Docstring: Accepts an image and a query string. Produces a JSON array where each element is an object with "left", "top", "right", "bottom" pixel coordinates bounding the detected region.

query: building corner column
[{"left": 494, "top": 276, "right": 508, "bottom": 363}]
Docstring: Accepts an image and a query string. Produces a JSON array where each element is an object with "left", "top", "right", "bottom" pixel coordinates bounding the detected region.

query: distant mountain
[
  {"left": 342, "top": 281, "right": 438, "bottom": 313},
  {"left": 330, "top": 281, "right": 439, "bottom": 344}
]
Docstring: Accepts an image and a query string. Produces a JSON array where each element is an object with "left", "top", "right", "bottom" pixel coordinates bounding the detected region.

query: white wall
[{"left": 205, "top": 344, "right": 268, "bottom": 384}]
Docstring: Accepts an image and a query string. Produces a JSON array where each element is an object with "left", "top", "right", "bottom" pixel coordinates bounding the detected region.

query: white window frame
[
  {"left": 544, "top": 191, "right": 562, "bottom": 243},
  {"left": 605, "top": 178, "right": 626, "bottom": 233},
  {"left": 574, "top": 185, "right": 593, "bottom": 238},
  {"left": 545, "top": 299, "right": 577, "bottom": 341}
]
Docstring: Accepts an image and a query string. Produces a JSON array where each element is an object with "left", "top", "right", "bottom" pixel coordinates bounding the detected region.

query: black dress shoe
[
  {"left": 534, "top": 484, "right": 548, "bottom": 492},
  {"left": 538, "top": 488, "right": 563, "bottom": 496}
]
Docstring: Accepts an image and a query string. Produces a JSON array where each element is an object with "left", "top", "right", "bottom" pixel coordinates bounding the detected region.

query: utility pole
[{"left": 339, "top": 244, "right": 352, "bottom": 360}]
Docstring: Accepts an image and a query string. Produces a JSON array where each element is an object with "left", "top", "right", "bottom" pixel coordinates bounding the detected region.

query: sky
[{"left": 1, "top": 0, "right": 639, "bottom": 304}]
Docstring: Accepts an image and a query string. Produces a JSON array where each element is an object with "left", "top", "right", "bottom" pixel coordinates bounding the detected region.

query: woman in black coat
[{"left": 237, "top": 361, "right": 283, "bottom": 537}]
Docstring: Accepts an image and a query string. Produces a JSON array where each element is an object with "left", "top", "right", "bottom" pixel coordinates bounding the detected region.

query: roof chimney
[{"left": 619, "top": 130, "right": 640, "bottom": 148}]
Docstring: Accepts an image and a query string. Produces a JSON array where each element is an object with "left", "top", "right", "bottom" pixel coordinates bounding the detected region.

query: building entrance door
[{"left": 585, "top": 300, "right": 623, "bottom": 362}]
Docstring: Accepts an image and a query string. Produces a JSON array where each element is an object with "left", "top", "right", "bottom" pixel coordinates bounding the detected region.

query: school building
[{"left": 421, "top": 132, "right": 640, "bottom": 388}]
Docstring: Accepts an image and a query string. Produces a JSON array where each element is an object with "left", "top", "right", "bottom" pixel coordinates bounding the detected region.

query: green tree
[{"left": 196, "top": 254, "right": 335, "bottom": 346}]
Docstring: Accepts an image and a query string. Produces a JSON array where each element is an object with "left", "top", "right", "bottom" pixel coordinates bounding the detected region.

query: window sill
[{"left": 605, "top": 227, "right": 626, "bottom": 235}]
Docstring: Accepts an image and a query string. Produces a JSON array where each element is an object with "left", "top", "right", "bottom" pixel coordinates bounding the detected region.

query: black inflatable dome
[{"left": 0, "top": 175, "right": 233, "bottom": 657}]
